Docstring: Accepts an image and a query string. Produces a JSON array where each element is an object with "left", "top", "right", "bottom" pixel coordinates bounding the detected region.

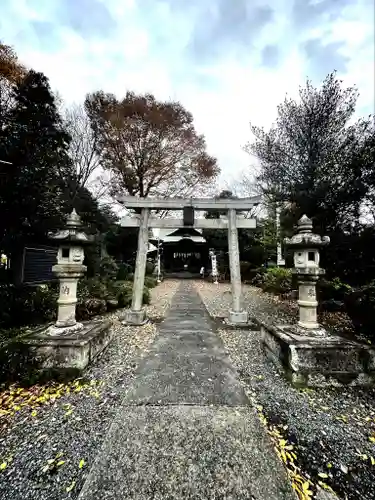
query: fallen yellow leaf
[{"left": 66, "top": 480, "right": 76, "bottom": 492}]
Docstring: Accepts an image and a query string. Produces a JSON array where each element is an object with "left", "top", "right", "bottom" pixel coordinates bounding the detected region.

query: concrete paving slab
[
  {"left": 78, "top": 406, "right": 295, "bottom": 500},
  {"left": 149, "top": 331, "right": 224, "bottom": 354},
  {"left": 123, "top": 351, "right": 247, "bottom": 405}
]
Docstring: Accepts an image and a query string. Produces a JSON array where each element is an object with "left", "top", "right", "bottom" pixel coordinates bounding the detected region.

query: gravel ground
[
  {"left": 196, "top": 281, "right": 375, "bottom": 500},
  {"left": 0, "top": 280, "right": 180, "bottom": 500}
]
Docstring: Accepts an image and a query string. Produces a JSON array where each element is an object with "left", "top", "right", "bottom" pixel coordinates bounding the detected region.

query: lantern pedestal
[
  {"left": 52, "top": 264, "right": 86, "bottom": 330},
  {"left": 24, "top": 319, "right": 113, "bottom": 373},
  {"left": 261, "top": 322, "right": 375, "bottom": 387}
]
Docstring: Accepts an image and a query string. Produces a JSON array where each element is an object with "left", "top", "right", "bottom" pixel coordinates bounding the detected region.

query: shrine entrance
[
  {"left": 153, "top": 227, "right": 209, "bottom": 275},
  {"left": 120, "top": 195, "right": 261, "bottom": 325}
]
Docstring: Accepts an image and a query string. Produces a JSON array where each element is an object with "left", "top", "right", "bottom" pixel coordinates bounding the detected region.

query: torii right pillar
[{"left": 227, "top": 208, "right": 248, "bottom": 325}]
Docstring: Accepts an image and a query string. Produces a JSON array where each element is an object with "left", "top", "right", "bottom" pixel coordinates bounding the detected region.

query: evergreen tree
[
  {"left": 0, "top": 70, "right": 72, "bottom": 254},
  {"left": 246, "top": 71, "right": 375, "bottom": 233}
]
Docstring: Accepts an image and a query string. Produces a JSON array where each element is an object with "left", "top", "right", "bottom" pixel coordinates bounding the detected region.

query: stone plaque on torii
[{"left": 120, "top": 195, "right": 261, "bottom": 326}]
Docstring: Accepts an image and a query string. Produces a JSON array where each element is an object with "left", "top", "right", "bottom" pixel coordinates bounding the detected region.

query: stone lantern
[
  {"left": 284, "top": 215, "right": 330, "bottom": 333},
  {"left": 24, "top": 210, "right": 113, "bottom": 372},
  {"left": 48, "top": 209, "right": 91, "bottom": 334}
]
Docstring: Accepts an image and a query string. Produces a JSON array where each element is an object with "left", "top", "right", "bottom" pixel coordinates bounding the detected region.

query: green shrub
[
  {"left": 78, "top": 278, "right": 109, "bottom": 301},
  {"left": 318, "top": 277, "right": 352, "bottom": 312},
  {"left": 76, "top": 298, "right": 107, "bottom": 321},
  {"left": 0, "top": 283, "right": 57, "bottom": 329},
  {"left": 144, "top": 276, "right": 157, "bottom": 289},
  {"left": 145, "top": 261, "right": 154, "bottom": 276},
  {"left": 111, "top": 281, "right": 133, "bottom": 308},
  {"left": 261, "top": 267, "right": 293, "bottom": 295},
  {"left": 250, "top": 267, "right": 267, "bottom": 287},
  {"left": 116, "top": 262, "right": 132, "bottom": 281},
  {"left": 99, "top": 256, "right": 118, "bottom": 280},
  {"left": 319, "top": 277, "right": 352, "bottom": 302},
  {"left": 345, "top": 281, "right": 375, "bottom": 339},
  {"left": 240, "top": 261, "right": 252, "bottom": 281},
  {"left": 143, "top": 286, "right": 151, "bottom": 305},
  {"left": 113, "top": 281, "right": 150, "bottom": 307}
]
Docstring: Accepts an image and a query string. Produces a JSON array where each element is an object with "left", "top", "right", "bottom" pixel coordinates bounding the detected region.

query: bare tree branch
[{"left": 63, "top": 102, "right": 101, "bottom": 198}]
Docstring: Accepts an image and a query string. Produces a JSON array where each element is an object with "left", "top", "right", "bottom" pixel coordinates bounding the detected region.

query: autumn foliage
[
  {"left": 84, "top": 91, "right": 219, "bottom": 198},
  {"left": 0, "top": 42, "right": 27, "bottom": 84}
]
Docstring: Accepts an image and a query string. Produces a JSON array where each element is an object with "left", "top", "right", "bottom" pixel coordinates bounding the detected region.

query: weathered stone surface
[
  {"left": 124, "top": 351, "right": 247, "bottom": 405},
  {"left": 123, "top": 308, "right": 147, "bottom": 325},
  {"left": 23, "top": 319, "right": 112, "bottom": 371},
  {"left": 315, "top": 486, "right": 339, "bottom": 499},
  {"left": 228, "top": 309, "right": 249, "bottom": 325},
  {"left": 78, "top": 406, "right": 295, "bottom": 500},
  {"left": 261, "top": 323, "right": 375, "bottom": 387}
]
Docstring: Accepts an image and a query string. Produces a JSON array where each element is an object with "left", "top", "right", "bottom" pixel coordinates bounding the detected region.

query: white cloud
[{"left": 1, "top": 0, "right": 373, "bottom": 190}]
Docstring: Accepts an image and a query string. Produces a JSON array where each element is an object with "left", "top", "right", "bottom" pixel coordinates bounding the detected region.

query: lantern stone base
[
  {"left": 122, "top": 308, "right": 148, "bottom": 326},
  {"left": 261, "top": 323, "right": 375, "bottom": 388},
  {"left": 225, "top": 310, "right": 249, "bottom": 327},
  {"left": 23, "top": 319, "right": 112, "bottom": 373}
]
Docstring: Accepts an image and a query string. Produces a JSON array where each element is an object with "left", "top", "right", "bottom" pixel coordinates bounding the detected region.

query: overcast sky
[{"left": 1, "top": 0, "right": 374, "bottom": 187}]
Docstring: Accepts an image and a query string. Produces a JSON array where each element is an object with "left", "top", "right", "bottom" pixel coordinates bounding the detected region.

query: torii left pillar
[{"left": 124, "top": 208, "right": 150, "bottom": 325}]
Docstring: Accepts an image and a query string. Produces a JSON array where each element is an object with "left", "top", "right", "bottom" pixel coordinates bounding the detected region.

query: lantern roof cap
[
  {"left": 66, "top": 208, "right": 82, "bottom": 229},
  {"left": 284, "top": 214, "right": 330, "bottom": 249},
  {"left": 49, "top": 209, "right": 92, "bottom": 245}
]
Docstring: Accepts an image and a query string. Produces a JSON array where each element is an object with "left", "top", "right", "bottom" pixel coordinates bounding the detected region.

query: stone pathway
[{"left": 78, "top": 282, "right": 295, "bottom": 500}]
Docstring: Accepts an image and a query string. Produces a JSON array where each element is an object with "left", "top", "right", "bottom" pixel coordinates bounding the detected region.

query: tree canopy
[
  {"left": 246, "top": 71, "right": 375, "bottom": 233},
  {"left": 84, "top": 90, "right": 220, "bottom": 199},
  {"left": 244, "top": 71, "right": 375, "bottom": 284},
  {"left": 0, "top": 70, "right": 72, "bottom": 253}
]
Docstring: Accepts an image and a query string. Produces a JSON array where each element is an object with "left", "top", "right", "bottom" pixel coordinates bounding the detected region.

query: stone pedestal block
[
  {"left": 261, "top": 322, "right": 375, "bottom": 387},
  {"left": 227, "top": 310, "right": 249, "bottom": 326},
  {"left": 23, "top": 320, "right": 112, "bottom": 373},
  {"left": 123, "top": 309, "right": 148, "bottom": 326}
]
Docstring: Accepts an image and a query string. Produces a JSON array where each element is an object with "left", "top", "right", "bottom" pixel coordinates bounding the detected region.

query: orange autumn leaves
[{"left": 0, "top": 42, "right": 27, "bottom": 84}]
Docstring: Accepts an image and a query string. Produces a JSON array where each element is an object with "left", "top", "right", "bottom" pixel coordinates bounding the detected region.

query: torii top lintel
[{"left": 118, "top": 195, "right": 262, "bottom": 211}]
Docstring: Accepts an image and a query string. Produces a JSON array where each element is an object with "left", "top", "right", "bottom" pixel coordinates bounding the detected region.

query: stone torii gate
[{"left": 120, "top": 195, "right": 261, "bottom": 325}]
